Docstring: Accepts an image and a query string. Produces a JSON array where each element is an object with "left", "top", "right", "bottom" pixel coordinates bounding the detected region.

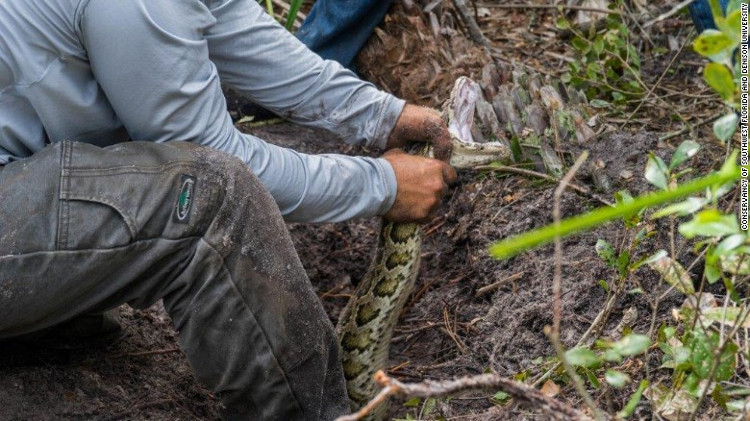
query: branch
[
  {"left": 452, "top": 0, "right": 493, "bottom": 50},
  {"left": 643, "top": 0, "right": 696, "bottom": 28},
  {"left": 335, "top": 370, "right": 597, "bottom": 421}
]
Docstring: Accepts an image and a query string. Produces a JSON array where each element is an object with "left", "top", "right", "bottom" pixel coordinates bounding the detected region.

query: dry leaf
[{"left": 540, "top": 380, "right": 560, "bottom": 398}]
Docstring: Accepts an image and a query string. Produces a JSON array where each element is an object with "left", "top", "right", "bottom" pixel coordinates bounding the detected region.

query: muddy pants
[{"left": 0, "top": 141, "right": 349, "bottom": 420}]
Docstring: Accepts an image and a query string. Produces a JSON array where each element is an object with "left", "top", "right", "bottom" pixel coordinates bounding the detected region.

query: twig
[
  {"left": 111, "top": 348, "right": 181, "bottom": 359},
  {"left": 473, "top": 164, "right": 613, "bottom": 206},
  {"left": 336, "top": 384, "right": 397, "bottom": 421},
  {"left": 621, "top": 27, "right": 691, "bottom": 128},
  {"left": 475, "top": 272, "right": 525, "bottom": 297},
  {"left": 452, "top": 0, "right": 493, "bottom": 50},
  {"left": 551, "top": 151, "right": 604, "bottom": 420},
  {"left": 442, "top": 307, "right": 468, "bottom": 354},
  {"left": 335, "top": 370, "right": 596, "bottom": 421},
  {"left": 658, "top": 112, "right": 726, "bottom": 142},
  {"left": 475, "top": 3, "right": 621, "bottom": 15},
  {"left": 643, "top": 0, "right": 696, "bottom": 28}
]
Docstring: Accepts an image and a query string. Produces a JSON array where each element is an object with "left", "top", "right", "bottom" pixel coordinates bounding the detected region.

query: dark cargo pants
[{"left": 0, "top": 140, "right": 349, "bottom": 420}]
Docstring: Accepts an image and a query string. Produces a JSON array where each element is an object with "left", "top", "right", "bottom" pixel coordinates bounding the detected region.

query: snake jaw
[
  {"left": 445, "top": 77, "right": 478, "bottom": 144},
  {"left": 444, "top": 77, "right": 511, "bottom": 169}
]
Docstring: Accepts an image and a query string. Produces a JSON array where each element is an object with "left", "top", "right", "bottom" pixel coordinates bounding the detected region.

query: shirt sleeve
[
  {"left": 201, "top": 0, "right": 405, "bottom": 150},
  {"left": 79, "top": 0, "right": 399, "bottom": 223}
]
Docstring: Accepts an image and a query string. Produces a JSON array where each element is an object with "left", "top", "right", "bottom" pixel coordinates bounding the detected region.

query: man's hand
[
  {"left": 386, "top": 104, "right": 453, "bottom": 161},
  {"left": 382, "top": 149, "right": 457, "bottom": 223}
]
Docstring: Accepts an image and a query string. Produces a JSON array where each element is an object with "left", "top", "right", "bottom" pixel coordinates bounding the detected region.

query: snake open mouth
[{"left": 446, "top": 77, "right": 478, "bottom": 145}]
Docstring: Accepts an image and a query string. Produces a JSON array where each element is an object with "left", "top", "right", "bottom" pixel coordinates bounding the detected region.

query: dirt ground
[{"left": 0, "top": 1, "right": 731, "bottom": 420}]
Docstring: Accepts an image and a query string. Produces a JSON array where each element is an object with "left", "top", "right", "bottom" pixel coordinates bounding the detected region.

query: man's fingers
[
  {"left": 431, "top": 132, "right": 453, "bottom": 162},
  {"left": 439, "top": 161, "right": 458, "bottom": 186}
]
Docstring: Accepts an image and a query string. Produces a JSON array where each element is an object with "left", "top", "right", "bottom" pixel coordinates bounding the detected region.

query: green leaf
[
  {"left": 674, "top": 346, "right": 691, "bottom": 368},
  {"left": 646, "top": 388, "right": 699, "bottom": 419},
  {"left": 631, "top": 249, "right": 667, "bottom": 270},
  {"left": 491, "top": 391, "right": 511, "bottom": 405},
  {"left": 583, "top": 367, "right": 601, "bottom": 389},
  {"left": 700, "top": 307, "right": 750, "bottom": 328},
  {"left": 706, "top": 244, "right": 728, "bottom": 283},
  {"left": 595, "top": 239, "right": 617, "bottom": 267},
  {"left": 603, "top": 349, "right": 623, "bottom": 363},
  {"left": 284, "top": 0, "right": 303, "bottom": 30},
  {"left": 718, "top": 10, "right": 742, "bottom": 42},
  {"left": 421, "top": 397, "right": 437, "bottom": 417},
  {"left": 618, "top": 380, "right": 648, "bottom": 419},
  {"left": 598, "top": 279, "right": 609, "bottom": 292},
  {"left": 719, "top": 253, "right": 750, "bottom": 275},
  {"left": 669, "top": 140, "right": 700, "bottom": 170},
  {"left": 727, "top": 399, "right": 748, "bottom": 413},
  {"left": 689, "top": 330, "right": 714, "bottom": 378},
  {"left": 571, "top": 37, "right": 590, "bottom": 53},
  {"left": 713, "top": 112, "right": 739, "bottom": 142},
  {"left": 693, "top": 30, "right": 735, "bottom": 62},
  {"left": 565, "top": 347, "right": 600, "bottom": 368},
  {"left": 725, "top": 0, "right": 741, "bottom": 14},
  {"left": 658, "top": 325, "right": 675, "bottom": 343},
  {"left": 652, "top": 197, "right": 708, "bottom": 218},
  {"left": 612, "top": 334, "right": 651, "bottom": 356},
  {"left": 707, "top": 178, "right": 737, "bottom": 201},
  {"left": 648, "top": 255, "right": 695, "bottom": 295},
  {"left": 715, "top": 234, "right": 746, "bottom": 255},
  {"left": 593, "top": 37, "right": 605, "bottom": 55},
  {"left": 615, "top": 190, "right": 641, "bottom": 227},
  {"left": 605, "top": 370, "right": 630, "bottom": 388},
  {"left": 645, "top": 154, "right": 668, "bottom": 190},
  {"left": 704, "top": 63, "right": 737, "bottom": 102},
  {"left": 617, "top": 250, "right": 631, "bottom": 277},
  {"left": 678, "top": 209, "right": 740, "bottom": 238},
  {"left": 589, "top": 99, "right": 612, "bottom": 109},
  {"left": 403, "top": 397, "right": 421, "bottom": 407},
  {"left": 717, "top": 340, "right": 739, "bottom": 382},
  {"left": 555, "top": 16, "right": 571, "bottom": 30}
]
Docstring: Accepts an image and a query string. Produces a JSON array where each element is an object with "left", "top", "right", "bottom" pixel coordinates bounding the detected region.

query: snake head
[{"left": 444, "top": 77, "right": 512, "bottom": 169}]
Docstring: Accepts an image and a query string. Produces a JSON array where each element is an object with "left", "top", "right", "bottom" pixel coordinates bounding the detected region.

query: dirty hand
[
  {"left": 386, "top": 104, "right": 453, "bottom": 161},
  {"left": 382, "top": 149, "right": 457, "bottom": 223}
]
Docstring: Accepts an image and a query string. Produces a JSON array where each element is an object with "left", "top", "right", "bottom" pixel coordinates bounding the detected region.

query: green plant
[
  {"left": 257, "top": 0, "right": 304, "bottom": 31},
  {"left": 490, "top": 1, "right": 746, "bottom": 418},
  {"left": 556, "top": 0, "right": 643, "bottom": 104},
  {"left": 693, "top": 0, "right": 743, "bottom": 141}
]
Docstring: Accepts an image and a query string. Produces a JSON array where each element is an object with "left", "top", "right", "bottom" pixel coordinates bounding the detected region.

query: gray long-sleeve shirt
[{"left": 0, "top": 0, "right": 405, "bottom": 223}]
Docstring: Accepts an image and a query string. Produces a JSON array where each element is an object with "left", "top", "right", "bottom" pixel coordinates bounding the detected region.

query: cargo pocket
[{"left": 58, "top": 167, "right": 156, "bottom": 250}]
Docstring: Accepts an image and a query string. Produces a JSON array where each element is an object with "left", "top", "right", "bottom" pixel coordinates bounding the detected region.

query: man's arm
[
  {"left": 80, "top": 0, "right": 453, "bottom": 223},
  {"left": 79, "top": 0, "right": 401, "bottom": 223},
  {"left": 201, "top": 0, "right": 404, "bottom": 150}
]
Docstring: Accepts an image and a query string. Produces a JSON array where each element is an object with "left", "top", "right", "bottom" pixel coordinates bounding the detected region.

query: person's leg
[
  {"left": 0, "top": 140, "right": 348, "bottom": 420},
  {"left": 295, "top": 0, "right": 395, "bottom": 72}
]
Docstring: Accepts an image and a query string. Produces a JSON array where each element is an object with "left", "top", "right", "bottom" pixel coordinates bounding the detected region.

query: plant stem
[{"left": 490, "top": 164, "right": 740, "bottom": 260}]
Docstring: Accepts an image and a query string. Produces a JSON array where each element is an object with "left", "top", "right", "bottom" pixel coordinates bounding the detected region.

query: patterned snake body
[{"left": 336, "top": 77, "right": 511, "bottom": 418}]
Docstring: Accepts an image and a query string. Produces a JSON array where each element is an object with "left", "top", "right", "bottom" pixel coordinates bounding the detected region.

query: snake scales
[{"left": 336, "top": 77, "right": 511, "bottom": 418}]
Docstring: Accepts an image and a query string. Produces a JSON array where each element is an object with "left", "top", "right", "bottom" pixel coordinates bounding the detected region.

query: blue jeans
[
  {"left": 689, "top": 0, "right": 730, "bottom": 32},
  {"left": 296, "top": 0, "right": 394, "bottom": 71}
]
